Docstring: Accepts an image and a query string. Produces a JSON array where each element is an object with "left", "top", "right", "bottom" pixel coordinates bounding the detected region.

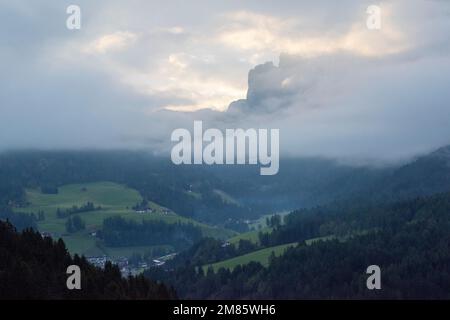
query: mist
[{"left": 1, "top": 0, "right": 450, "bottom": 166}]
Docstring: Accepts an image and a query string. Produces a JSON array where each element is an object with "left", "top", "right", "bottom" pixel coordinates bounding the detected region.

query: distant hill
[
  {"left": 150, "top": 191, "right": 450, "bottom": 299},
  {"left": 218, "top": 145, "right": 450, "bottom": 210},
  {"left": 2, "top": 146, "right": 450, "bottom": 228},
  {"left": 379, "top": 146, "right": 450, "bottom": 200}
]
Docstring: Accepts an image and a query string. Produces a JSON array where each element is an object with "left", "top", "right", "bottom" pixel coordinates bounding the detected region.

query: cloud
[
  {"left": 83, "top": 31, "right": 138, "bottom": 54},
  {"left": 162, "top": 26, "right": 186, "bottom": 35},
  {"left": 273, "top": 54, "right": 450, "bottom": 164},
  {"left": 217, "top": 5, "right": 407, "bottom": 59},
  {"left": 1, "top": 0, "right": 450, "bottom": 166}
]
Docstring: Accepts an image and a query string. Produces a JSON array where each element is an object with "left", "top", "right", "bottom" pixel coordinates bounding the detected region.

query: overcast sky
[{"left": 1, "top": 0, "right": 450, "bottom": 164}]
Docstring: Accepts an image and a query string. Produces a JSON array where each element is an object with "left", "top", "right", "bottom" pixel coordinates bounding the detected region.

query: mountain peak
[{"left": 429, "top": 145, "right": 450, "bottom": 160}]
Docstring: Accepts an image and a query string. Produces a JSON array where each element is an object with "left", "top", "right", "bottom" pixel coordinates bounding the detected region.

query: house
[
  {"left": 135, "top": 208, "right": 154, "bottom": 214},
  {"left": 152, "top": 259, "right": 166, "bottom": 267},
  {"left": 221, "top": 241, "right": 231, "bottom": 248}
]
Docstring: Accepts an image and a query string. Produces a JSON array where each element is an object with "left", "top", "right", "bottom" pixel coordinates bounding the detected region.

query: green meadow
[
  {"left": 228, "top": 227, "right": 272, "bottom": 246},
  {"left": 17, "top": 181, "right": 235, "bottom": 257},
  {"left": 203, "top": 242, "right": 298, "bottom": 273},
  {"left": 210, "top": 231, "right": 369, "bottom": 274}
]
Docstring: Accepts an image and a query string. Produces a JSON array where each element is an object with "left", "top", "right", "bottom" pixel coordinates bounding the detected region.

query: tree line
[
  {"left": 146, "top": 191, "right": 450, "bottom": 299},
  {"left": 56, "top": 202, "right": 102, "bottom": 218},
  {"left": 99, "top": 216, "right": 203, "bottom": 250},
  {"left": 0, "top": 220, "right": 176, "bottom": 299}
]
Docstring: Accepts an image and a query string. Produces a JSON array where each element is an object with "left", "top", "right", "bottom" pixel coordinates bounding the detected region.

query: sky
[{"left": 1, "top": 0, "right": 450, "bottom": 165}]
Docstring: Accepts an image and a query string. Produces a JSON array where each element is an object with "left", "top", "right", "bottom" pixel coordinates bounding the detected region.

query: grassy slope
[
  {"left": 247, "top": 211, "right": 290, "bottom": 230},
  {"left": 208, "top": 232, "right": 368, "bottom": 273},
  {"left": 227, "top": 211, "right": 289, "bottom": 245},
  {"left": 203, "top": 242, "right": 298, "bottom": 273},
  {"left": 228, "top": 227, "right": 273, "bottom": 246},
  {"left": 228, "top": 211, "right": 291, "bottom": 246},
  {"left": 17, "top": 181, "right": 235, "bottom": 257},
  {"left": 213, "top": 189, "right": 240, "bottom": 205}
]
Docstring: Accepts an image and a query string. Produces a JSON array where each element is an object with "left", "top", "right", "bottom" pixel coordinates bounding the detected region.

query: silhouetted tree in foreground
[{"left": 0, "top": 220, "right": 176, "bottom": 300}]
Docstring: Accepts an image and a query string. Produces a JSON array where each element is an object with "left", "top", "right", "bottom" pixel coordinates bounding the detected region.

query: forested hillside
[
  {"left": 146, "top": 192, "right": 450, "bottom": 299},
  {"left": 0, "top": 221, "right": 175, "bottom": 299},
  {"left": 3, "top": 147, "right": 450, "bottom": 227},
  {"left": 0, "top": 151, "right": 257, "bottom": 226},
  {"left": 2, "top": 148, "right": 450, "bottom": 299}
]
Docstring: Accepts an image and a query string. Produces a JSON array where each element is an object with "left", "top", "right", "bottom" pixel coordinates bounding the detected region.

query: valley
[
  {"left": 15, "top": 181, "right": 236, "bottom": 259},
  {"left": 2, "top": 147, "right": 450, "bottom": 298}
]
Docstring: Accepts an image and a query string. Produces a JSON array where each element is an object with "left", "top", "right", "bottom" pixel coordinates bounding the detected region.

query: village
[
  {"left": 36, "top": 200, "right": 176, "bottom": 278},
  {"left": 87, "top": 252, "right": 176, "bottom": 277}
]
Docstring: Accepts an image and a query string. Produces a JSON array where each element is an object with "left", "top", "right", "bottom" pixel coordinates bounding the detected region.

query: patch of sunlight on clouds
[
  {"left": 83, "top": 31, "right": 138, "bottom": 54},
  {"left": 218, "top": 6, "right": 408, "bottom": 58},
  {"left": 160, "top": 77, "right": 247, "bottom": 112},
  {"left": 164, "top": 26, "right": 186, "bottom": 35},
  {"left": 118, "top": 52, "right": 247, "bottom": 112},
  {"left": 168, "top": 53, "right": 189, "bottom": 69},
  {"left": 53, "top": 4, "right": 409, "bottom": 114}
]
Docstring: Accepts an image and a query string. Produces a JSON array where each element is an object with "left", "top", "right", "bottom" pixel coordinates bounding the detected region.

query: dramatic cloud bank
[{"left": 1, "top": 0, "right": 450, "bottom": 164}]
